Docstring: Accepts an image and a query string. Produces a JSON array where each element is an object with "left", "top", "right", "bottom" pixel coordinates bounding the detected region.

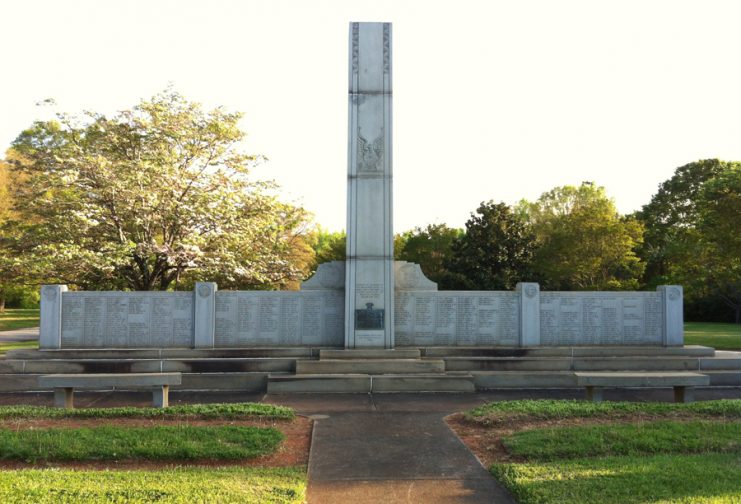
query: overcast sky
[{"left": 2, "top": 0, "right": 740, "bottom": 231}]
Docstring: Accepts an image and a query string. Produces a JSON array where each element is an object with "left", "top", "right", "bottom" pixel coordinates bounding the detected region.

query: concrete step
[
  {"left": 444, "top": 356, "right": 705, "bottom": 372},
  {"left": 371, "top": 374, "right": 475, "bottom": 392},
  {"left": 572, "top": 357, "right": 701, "bottom": 372},
  {"left": 444, "top": 357, "right": 573, "bottom": 371},
  {"left": 319, "top": 349, "right": 421, "bottom": 360},
  {"left": 472, "top": 371, "right": 579, "bottom": 388},
  {"left": 0, "top": 358, "right": 296, "bottom": 374},
  {"left": 703, "top": 371, "right": 741, "bottom": 386},
  {"left": 296, "top": 358, "right": 445, "bottom": 375},
  {"left": 700, "top": 357, "right": 741, "bottom": 370},
  {"left": 267, "top": 374, "right": 371, "bottom": 393},
  {"left": 266, "top": 373, "right": 475, "bottom": 393},
  {"left": 421, "top": 345, "right": 715, "bottom": 358},
  {"left": 6, "top": 348, "right": 321, "bottom": 360},
  {"left": 0, "top": 372, "right": 271, "bottom": 392}
]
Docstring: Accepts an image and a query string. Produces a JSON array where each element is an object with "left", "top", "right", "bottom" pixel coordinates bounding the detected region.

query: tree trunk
[
  {"left": 0, "top": 297, "right": 5, "bottom": 313},
  {"left": 736, "top": 305, "right": 740, "bottom": 325}
]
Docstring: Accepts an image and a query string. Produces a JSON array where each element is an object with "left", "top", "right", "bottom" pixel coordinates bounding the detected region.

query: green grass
[
  {"left": 0, "top": 425, "right": 283, "bottom": 462},
  {"left": 504, "top": 420, "right": 741, "bottom": 461},
  {"left": 0, "top": 340, "right": 37, "bottom": 355},
  {"left": 491, "top": 453, "right": 741, "bottom": 504},
  {"left": 0, "top": 309, "right": 39, "bottom": 332},
  {"left": 685, "top": 322, "right": 741, "bottom": 350},
  {"left": 0, "top": 402, "right": 295, "bottom": 420},
  {"left": 465, "top": 399, "right": 741, "bottom": 423},
  {"left": 0, "top": 466, "right": 306, "bottom": 503},
  {"left": 480, "top": 400, "right": 741, "bottom": 503}
]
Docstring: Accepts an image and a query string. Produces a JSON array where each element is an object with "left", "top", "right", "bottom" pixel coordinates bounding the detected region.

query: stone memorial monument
[
  {"left": 344, "top": 22, "right": 395, "bottom": 348},
  {"left": 37, "top": 22, "right": 686, "bottom": 351}
]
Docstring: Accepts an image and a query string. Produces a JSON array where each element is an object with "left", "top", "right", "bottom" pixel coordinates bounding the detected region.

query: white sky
[{"left": 1, "top": 0, "right": 740, "bottom": 232}]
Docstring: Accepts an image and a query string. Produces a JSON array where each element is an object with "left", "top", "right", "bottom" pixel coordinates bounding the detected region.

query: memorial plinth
[{"left": 344, "top": 22, "right": 395, "bottom": 348}]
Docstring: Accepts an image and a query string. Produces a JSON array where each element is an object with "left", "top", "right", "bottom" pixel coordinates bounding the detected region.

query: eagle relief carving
[{"left": 357, "top": 134, "right": 384, "bottom": 172}]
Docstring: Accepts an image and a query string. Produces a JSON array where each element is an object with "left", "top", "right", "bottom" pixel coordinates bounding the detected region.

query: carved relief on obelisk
[{"left": 345, "top": 22, "right": 394, "bottom": 348}]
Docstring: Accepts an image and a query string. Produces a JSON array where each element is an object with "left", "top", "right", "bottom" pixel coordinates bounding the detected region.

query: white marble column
[{"left": 345, "top": 22, "right": 394, "bottom": 348}]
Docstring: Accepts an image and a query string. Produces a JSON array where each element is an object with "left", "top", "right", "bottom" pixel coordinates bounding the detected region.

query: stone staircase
[
  {"left": 1, "top": 345, "right": 739, "bottom": 393},
  {"left": 267, "top": 349, "right": 476, "bottom": 393}
]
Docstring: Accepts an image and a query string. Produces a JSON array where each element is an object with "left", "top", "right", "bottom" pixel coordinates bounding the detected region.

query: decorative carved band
[
  {"left": 351, "top": 23, "right": 359, "bottom": 74},
  {"left": 383, "top": 24, "right": 390, "bottom": 74}
]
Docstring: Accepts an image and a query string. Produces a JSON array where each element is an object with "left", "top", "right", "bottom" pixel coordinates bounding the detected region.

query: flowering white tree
[{"left": 5, "top": 90, "right": 312, "bottom": 291}]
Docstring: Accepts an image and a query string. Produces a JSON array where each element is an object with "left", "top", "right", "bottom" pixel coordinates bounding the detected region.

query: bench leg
[
  {"left": 674, "top": 386, "right": 695, "bottom": 403},
  {"left": 54, "top": 387, "right": 74, "bottom": 409},
  {"left": 152, "top": 385, "right": 169, "bottom": 408},
  {"left": 585, "top": 386, "right": 604, "bottom": 402}
]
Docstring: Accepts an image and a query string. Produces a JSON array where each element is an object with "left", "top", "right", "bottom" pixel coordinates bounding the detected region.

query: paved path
[
  {"left": 1, "top": 388, "right": 740, "bottom": 502},
  {"left": 267, "top": 393, "right": 519, "bottom": 503},
  {"left": 0, "top": 327, "right": 39, "bottom": 342}
]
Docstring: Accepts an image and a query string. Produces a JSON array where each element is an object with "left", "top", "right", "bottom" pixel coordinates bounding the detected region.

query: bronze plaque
[{"left": 355, "top": 303, "right": 384, "bottom": 330}]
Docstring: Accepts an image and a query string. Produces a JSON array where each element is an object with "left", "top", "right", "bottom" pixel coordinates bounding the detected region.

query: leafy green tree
[
  {"left": 445, "top": 201, "right": 537, "bottom": 290},
  {"left": 396, "top": 224, "right": 462, "bottom": 287},
  {"left": 4, "top": 90, "right": 311, "bottom": 291},
  {"left": 520, "top": 182, "right": 644, "bottom": 290},
  {"left": 0, "top": 156, "right": 34, "bottom": 310},
  {"left": 668, "top": 166, "right": 741, "bottom": 322},
  {"left": 308, "top": 228, "right": 346, "bottom": 270},
  {"left": 637, "top": 159, "right": 733, "bottom": 286}
]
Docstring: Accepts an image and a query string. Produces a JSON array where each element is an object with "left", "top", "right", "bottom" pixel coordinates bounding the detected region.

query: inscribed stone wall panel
[
  {"left": 539, "top": 292, "right": 663, "bottom": 345},
  {"left": 213, "top": 291, "right": 344, "bottom": 347},
  {"left": 61, "top": 292, "right": 194, "bottom": 348},
  {"left": 394, "top": 291, "right": 519, "bottom": 346}
]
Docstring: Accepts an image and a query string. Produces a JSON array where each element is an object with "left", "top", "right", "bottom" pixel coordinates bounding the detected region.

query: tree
[
  {"left": 637, "top": 159, "right": 733, "bottom": 286},
  {"left": 0, "top": 155, "right": 33, "bottom": 311},
  {"left": 396, "top": 224, "right": 462, "bottom": 287},
  {"left": 520, "top": 182, "right": 644, "bottom": 290},
  {"left": 5, "top": 90, "right": 311, "bottom": 291},
  {"left": 638, "top": 159, "right": 741, "bottom": 322},
  {"left": 308, "top": 228, "right": 346, "bottom": 271},
  {"left": 669, "top": 166, "right": 741, "bottom": 322},
  {"left": 445, "top": 202, "right": 537, "bottom": 290}
]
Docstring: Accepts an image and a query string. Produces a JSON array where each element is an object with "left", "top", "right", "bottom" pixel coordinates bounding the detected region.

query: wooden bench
[
  {"left": 575, "top": 372, "right": 710, "bottom": 403},
  {"left": 38, "top": 373, "right": 182, "bottom": 409}
]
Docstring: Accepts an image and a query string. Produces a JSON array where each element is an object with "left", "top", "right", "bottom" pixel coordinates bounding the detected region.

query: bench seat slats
[{"left": 38, "top": 373, "right": 182, "bottom": 389}]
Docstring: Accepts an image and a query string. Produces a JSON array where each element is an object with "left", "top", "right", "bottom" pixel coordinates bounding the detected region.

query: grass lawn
[
  {"left": 0, "top": 466, "right": 306, "bottom": 504},
  {"left": 0, "top": 309, "right": 39, "bottom": 332},
  {"left": 0, "top": 403, "right": 308, "bottom": 503},
  {"left": 0, "top": 402, "right": 295, "bottom": 420},
  {"left": 503, "top": 420, "right": 740, "bottom": 461},
  {"left": 465, "top": 398, "right": 741, "bottom": 423},
  {"left": 0, "top": 340, "right": 37, "bottom": 355},
  {"left": 685, "top": 322, "right": 741, "bottom": 350},
  {"left": 492, "top": 453, "right": 740, "bottom": 504},
  {"left": 0, "top": 425, "right": 283, "bottom": 462},
  {"left": 452, "top": 400, "right": 741, "bottom": 504}
]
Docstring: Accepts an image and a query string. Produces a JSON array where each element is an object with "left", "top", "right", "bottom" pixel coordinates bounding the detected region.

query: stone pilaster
[
  {"left": 40, "top": 284, "right": 67, "bottom": 349},
  {"left": 194, "top": 282, "right": 217, "bottom": 348},
  {"left": 516, "top": 282, "right": 540, "bottom": 346}
]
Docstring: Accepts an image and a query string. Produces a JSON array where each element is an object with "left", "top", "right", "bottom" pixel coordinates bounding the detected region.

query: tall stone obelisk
[{"left": 345, "top": 22, "right": 394, "bottom": 348}]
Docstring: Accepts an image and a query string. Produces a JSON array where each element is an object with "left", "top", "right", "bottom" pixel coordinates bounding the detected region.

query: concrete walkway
[
  {"left": 267, "top": 393, "right": 516, "bottom": 503},
  {"left": 0, "top": 327, "right": 39, "bottom": 342},
  {"left": 1, "top": 388, "right": 740, "bottom": 502}
]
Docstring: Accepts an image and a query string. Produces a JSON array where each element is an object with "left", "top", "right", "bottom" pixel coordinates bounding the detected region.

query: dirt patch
[
  {"left": 0, "top": 416, "right": 312, "bottom": 470},
  {"left": 445, "top": 412, "right": 733, "bottom": 467}
]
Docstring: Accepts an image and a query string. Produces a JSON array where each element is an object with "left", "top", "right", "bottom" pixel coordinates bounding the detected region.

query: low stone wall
[
  {"left": 39, "top": 281, "right": 683, "bottom": 349},
  {"left": 396, "top": 285, "right": 683, "bottom": 347}
]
